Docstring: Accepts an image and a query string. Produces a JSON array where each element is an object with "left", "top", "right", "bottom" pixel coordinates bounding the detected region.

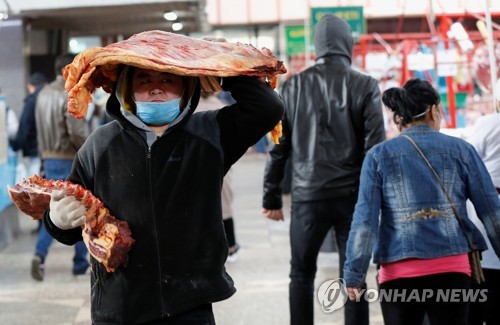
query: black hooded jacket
[
  {"left": 11, "top": 85, "right": 44, "bottom": 157},
  {"left": 263, "top": 14, "right": 386, "bottom": 209},
  {"left": 44, "top": 76, "right": 284, "bottom": 324}
]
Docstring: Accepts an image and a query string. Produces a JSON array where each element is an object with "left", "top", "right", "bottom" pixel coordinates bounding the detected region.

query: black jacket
[
  {"left": 12, "top": 86, "right": 44, "bottom": 157},
  {"left": 44, "top": 76, "right": 284, "bottom": 324},
  {"left": 263, "top": 15, "right": 386, "bottom": 209}
]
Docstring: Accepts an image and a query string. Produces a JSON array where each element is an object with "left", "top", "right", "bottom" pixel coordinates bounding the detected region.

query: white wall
[
  {"left": 0, "top": 19, "right": 26, "bottom": 115},
  {"left": 206, "top": 0, "right": 500, "bottom": 25},
  {"left": 2, "top": 0, "right": 498, "bottom": 24}
]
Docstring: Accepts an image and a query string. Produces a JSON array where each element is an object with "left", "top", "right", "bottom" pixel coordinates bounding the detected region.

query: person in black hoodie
[
  {"left": 43, "top": 65, "right": 284, "bottom": 324},
  {"left": 12, "top": 72, "right": 47, "bottom": 234},
  {"left": 262, "top": 14, "right": 386, "bottom": 325},
  {"left": 12, "top": 72, "right": 47, "bottom": 179}
]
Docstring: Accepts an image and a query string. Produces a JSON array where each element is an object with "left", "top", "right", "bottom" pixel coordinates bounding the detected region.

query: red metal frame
[{"left": 354, "top": 9, "right": 500, "bottom": 128}]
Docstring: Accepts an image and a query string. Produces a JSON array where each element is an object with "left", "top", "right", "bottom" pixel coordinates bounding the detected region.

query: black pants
[
  {"left": 379, "top": 273, "right": 471, "bottom": 325},
  {"left": 142, "top": 304, "right": 215, "bottom": 325},
  {"left": 289, "top": 194, "right": 369, "bottom": 325},
  {"left": 468, "top": 268, "right": 500, "bottom": 325},
  {"left": 223, "top": 218, "right": 236, "bottom": 248}
]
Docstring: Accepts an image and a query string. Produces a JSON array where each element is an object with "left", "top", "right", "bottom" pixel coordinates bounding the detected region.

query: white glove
[{"left": 49, "top": 190, "right": 86, "bottom": 230}]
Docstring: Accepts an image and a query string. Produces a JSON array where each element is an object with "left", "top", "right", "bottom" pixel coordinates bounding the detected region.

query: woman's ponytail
[{"left": 382, "top": 78, "right": 440, "bottom": 128}]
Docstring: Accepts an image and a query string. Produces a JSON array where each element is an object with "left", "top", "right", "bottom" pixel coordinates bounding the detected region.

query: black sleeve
[
  {"left": 362, "top": 78, "right": 386, "bottom": 153},
  {"left": 216, "top": 76, "right": 284, "bottom": 172},
  {"left": 262, "top": 86, "right": 293, "bottom": 210},
  {"left": 12, "top": 97, "right": 35, "bottom": 151},
  {"left": 43, "top": 208, "right": 83, "bottom": 245}
]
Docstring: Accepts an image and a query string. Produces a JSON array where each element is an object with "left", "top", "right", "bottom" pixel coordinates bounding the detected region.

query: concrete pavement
[{"left": 0, "top": 153, "right": 383, "bottom": 325}]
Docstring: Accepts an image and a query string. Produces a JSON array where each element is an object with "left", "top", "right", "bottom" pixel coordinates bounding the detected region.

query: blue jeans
[
  {"left": 289, "top": 192, "right": 369, "bottom": 325},
  {"left": 254, "top": 136, "right": 268, "bottom": 153},
  {"left": 35, "top": 159, "right": 88, "bottom": 272}
]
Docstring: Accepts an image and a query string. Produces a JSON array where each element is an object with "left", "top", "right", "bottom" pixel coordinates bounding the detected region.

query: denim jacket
[{"left": 343, "top": 125, "right": 500, "bottom": 286}]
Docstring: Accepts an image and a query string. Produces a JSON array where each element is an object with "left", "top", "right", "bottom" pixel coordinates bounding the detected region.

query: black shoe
[
  {"left": 31, "top": 256, "right": 44, "bottom": 281},
  {"left": 227, "top": 244, "right": 241, "bottom": 263}
]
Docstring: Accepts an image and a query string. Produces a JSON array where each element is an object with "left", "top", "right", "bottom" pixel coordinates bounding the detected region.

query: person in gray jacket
[
  {"left": 31, "top": 53, "right": 89, "bottom": 281},
  {"left": 262, "top": 14, "right": 386, "bottom": 325}
]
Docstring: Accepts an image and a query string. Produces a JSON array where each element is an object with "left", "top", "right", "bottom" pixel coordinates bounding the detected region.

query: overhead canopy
[{"left": 18, "top": 1, "right": 207, "bottom": 37}]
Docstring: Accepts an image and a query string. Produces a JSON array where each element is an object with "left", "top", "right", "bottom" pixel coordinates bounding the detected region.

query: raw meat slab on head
[{"left": 64, "top": 30, "right": 287, "bottom": 120}]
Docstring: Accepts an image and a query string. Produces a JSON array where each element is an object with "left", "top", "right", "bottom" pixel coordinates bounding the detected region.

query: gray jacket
[{"left": 35, "top": 75, "right": 88, "bottom": 160}]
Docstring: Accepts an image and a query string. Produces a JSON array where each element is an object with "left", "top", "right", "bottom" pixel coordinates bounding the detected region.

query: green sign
[
  {"left": 285, "top": 26, "right": 308, "bottom": 55},
  {"left": 311, "top": 6, "right": 365, "bottom": 42}
]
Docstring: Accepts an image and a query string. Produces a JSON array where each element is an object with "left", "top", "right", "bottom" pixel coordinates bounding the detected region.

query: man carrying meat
[{"left": 42, "top": 62, "right": 284, "bottom": 324}]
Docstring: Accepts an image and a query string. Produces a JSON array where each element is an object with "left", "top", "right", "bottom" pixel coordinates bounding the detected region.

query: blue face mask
[{"left": 135, "top": 98, "right": 181, "bottom": 125}]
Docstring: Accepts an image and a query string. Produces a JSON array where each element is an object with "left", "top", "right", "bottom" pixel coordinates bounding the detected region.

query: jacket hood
[
  {"left": 314, "top": 14, "right": 353, "bottom": 63},
  {"left": 115, "top": 66, "right": 200, "bottom": 115},
  {"left": 110, "top": 65, "right": 200, "bottom": 132}
]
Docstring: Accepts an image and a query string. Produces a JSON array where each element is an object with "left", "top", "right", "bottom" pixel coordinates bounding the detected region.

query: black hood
[{"left": 314, "top": 14, "right": 353, "bottom": 63}]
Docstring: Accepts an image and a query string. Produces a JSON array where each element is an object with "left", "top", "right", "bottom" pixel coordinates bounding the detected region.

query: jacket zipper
[{"left": 146, "top": 145, "right": 168, "bottom": 317}]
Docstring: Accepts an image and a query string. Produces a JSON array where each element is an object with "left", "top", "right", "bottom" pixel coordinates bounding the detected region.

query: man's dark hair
[
  {"left": 29, "top": 72, "right": 47, "bottom": 87},
  {"left": 54, "top": 53, "right": 76, "bottom": 76}
]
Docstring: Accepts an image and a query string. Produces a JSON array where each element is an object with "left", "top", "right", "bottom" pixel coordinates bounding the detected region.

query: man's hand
[
  {"left": 49, "top": 190, "right": 86, "bottom": 230},
  {"left": 262, "top": 208, "right": 284, "bottom": 221},
  {"left": 346, "top": 286, "right": 363, "bottom": 301}
]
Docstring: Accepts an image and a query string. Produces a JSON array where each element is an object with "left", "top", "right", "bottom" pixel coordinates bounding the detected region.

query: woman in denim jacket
[{"left": 343, "top": 79, "right": 500, "bottom": 325}]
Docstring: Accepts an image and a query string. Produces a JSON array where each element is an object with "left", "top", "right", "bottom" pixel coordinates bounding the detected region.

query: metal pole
[
  {"left": 484, "top": 0, "right": 499, "bottom": 113},
  {"left": 305, "top": 0, "right": 312, "bottom": 68},
  {"left": 441, "top": 16, "right": 457, "bottom": 128}
]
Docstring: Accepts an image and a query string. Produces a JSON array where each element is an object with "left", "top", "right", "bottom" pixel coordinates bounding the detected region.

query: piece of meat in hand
[{"left": 8, "top": 175, "right": 135, "bottom": 272}]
